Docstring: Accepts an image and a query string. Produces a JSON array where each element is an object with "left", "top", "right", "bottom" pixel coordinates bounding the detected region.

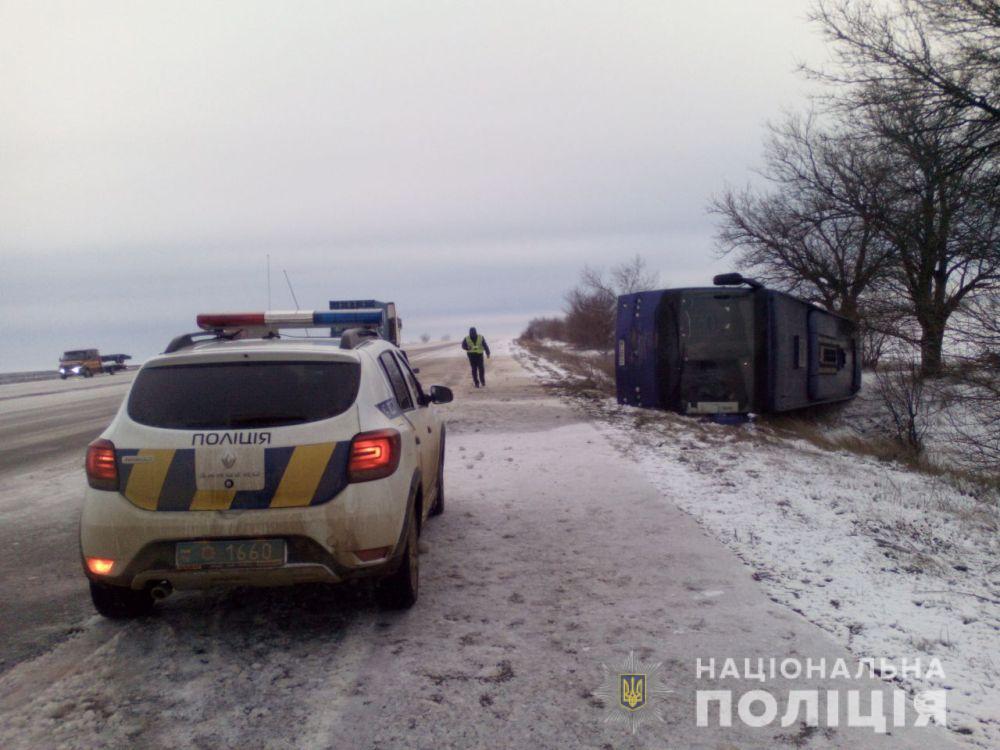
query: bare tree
[
  {"left": 564, "top": 283, "right": 616, "bottom": 350},
  {"left": 712, "top": 115, "right": 894, "bottom": 322},
  {"left": 810, "top": 0, "right": 1000, "bottom": 137},
  {"left": 520, "top": 317, "right": 566, "bottom": 342},
  {"left": 857, "top": 317, "right": 891, "bottom": 370},
  {"left": 947, "top": 381, "right": 1000, "bottom": 471},
  {"left": 611, "top": 254, "right": 660, "bottom": 296},
  {"left": 576, "top": 255, "right": 659, "bottom": 301},
  {"left": 716, "top": 1, "right": 1000, "bottom": 377},
  {"left": 874, "top": 360, "right": 935, "bottom": 455},
  {"left": 944, "top": 292, "right": 1000, "bottom": 471},
  {"left": 952, "top": 292, "right": 1000, "bottom": 363},
  {"left": 564, "top": 255, "right": 659, "bottom": 350},
  {"left": 859, "top": 91, "right": 1000, "bottom": 376}
]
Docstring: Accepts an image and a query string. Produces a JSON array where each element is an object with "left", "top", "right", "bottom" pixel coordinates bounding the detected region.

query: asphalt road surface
[
  {"left": 0, "top": 376, "right": 135, "bottom": 474},
  {"left": 0, "top": 344, "right": 960, "bottom": 749}
]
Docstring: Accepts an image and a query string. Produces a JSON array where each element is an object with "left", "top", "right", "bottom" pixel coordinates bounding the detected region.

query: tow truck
[
  {"left": 328, "top": 300, "right": 402, "bottom": 346},
  {"left": 59, "top": 349, "right": 132, "bottom": 379}
]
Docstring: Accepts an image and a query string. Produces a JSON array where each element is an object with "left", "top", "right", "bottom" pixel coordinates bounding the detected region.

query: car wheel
[
  {"left": 378, "top": 509, "right": 419, "bottom": 610},
  {"left": 429, "top": 429, "right": 445, "bottom": 517},
  {"left": 89, "top": 580, "right": 154, "bottom": 619},
  {"left": 60, "top": 374, "right": 67, "bottom": 380}
]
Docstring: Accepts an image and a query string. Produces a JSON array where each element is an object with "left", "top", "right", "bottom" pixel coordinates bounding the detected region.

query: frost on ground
[
  {"left": 829, "top": 370, "right": 1000, "bottom": 477},
  {"left": 515, "top": 342, "right": 1000, "bottom": 748},
  {"left": 0, "top": 343, "right": 967, "bottom": 750}
]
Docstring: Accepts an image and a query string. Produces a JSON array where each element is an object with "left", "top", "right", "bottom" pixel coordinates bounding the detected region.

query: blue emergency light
[{"left": 196, "top": 310, "right": 384, "bottom": 330}]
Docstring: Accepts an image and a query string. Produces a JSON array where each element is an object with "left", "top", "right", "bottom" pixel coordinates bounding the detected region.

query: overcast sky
[{"left": 0, "top": 0, "right": 827, "bottom": 371}]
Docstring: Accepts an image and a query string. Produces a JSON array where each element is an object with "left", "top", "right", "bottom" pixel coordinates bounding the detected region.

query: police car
[{"left": 80, "top": 310, "right": 452, "bottom": 617}]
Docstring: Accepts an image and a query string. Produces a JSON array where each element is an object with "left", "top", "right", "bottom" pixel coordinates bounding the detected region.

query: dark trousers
[{"left": 467, "top": 353, "right": 485, "bottom": 386}]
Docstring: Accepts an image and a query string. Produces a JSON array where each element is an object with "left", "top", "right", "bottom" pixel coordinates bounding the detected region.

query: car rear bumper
[
  {"left": 80, "top": 480, "right": 410, "bottom": 590},
  {"left": 96, "top": 536, "right": 393, "bottom": 590}
]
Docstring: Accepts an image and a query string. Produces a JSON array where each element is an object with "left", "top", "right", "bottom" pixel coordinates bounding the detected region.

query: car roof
[{"left": 144, "top": 336, "right": 398, "bottom": 368}]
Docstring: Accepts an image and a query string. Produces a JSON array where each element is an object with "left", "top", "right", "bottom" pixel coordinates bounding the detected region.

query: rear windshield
[
  {"left": 678, "top": 292, "right": 756, "bottom": 409},
  {"left": 128, "top": 361, "right": 361, "bottom": 430},
  {"left": 679, "top": 293, "right": 755, "bottom": 358}
]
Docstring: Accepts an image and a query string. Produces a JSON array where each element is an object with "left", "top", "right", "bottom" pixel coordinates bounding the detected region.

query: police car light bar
[{"left": 196, "top": 310, "right": 384, "bottom": 331}]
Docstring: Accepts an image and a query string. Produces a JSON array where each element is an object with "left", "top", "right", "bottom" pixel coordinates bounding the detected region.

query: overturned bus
[{"left": 615, "top": 274, "right": 861, "bottom": 415}]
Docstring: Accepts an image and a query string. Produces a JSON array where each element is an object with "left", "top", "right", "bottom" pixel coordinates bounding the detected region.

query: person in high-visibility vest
[{"left": 461, "top": 326, "right": 491, "bottom": 388}]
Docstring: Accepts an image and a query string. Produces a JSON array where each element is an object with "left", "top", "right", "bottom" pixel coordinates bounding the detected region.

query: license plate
[
  {"left": 687, "top": 401, "right": 740, "bottom": 414},
  {"left": 175, "top": 539, "right": 286, "bottom": 570},
  {"left": 194, "top": 446, "right": 265, "bottom": 491}
]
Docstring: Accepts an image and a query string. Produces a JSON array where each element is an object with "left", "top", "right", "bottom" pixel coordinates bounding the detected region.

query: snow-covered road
[{"left": 0, "top": 345, "right": 961, "bottom": 749}]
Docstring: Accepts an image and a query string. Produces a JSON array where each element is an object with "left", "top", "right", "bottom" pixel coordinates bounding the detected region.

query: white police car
[{"left": 80, "top": 311, "right": 452, "bottom": 617}]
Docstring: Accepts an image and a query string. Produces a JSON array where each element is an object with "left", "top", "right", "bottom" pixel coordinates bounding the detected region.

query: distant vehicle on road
[
  {"left": 58, "top": 349, "right": 132, "bottom": 379},
  {"left": 328, "top": 299, "right": 402, "bottom": 346},
  {"left": 80, "top": 311, "right": 452, "bottom": 618},
  {"left": 616, "top": 274, "right": 861, "bottom": 415}
]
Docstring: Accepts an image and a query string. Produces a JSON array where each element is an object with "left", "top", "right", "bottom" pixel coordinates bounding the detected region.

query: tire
[
  {"left": 81, "top": 367, "right": 93, "bottom": 378},
  {"left": 89, "top": 580, "right": 154, "bottom": 619},
  {"left": 378, "top": 509, "right": 419, "bottom": 610},
  {"left": 429, "top": 429, "right": 445, "bottom": 517},
  {"left": 60, "top": 374, "right": 67, "bottom": 380}
]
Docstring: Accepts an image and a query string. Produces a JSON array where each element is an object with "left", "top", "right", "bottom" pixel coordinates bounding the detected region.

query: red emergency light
[
  {"left": 196, "top": 310, "right": 383, "bottom": 331},
  {"left": 196, "top": 313, "right": 267, "bottom": 330}
]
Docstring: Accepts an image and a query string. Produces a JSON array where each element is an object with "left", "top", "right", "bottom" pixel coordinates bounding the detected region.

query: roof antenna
[
  {"left": 283, "top": 269, "right": 310, "bottom": 337},
  {"left": 266, "top": 254, "right": 272, "bottom": 308}
]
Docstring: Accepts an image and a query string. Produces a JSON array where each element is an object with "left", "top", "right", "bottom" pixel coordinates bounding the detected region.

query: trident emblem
[{"left": 619, "top": 674, "right": 646, "bottom": 712}]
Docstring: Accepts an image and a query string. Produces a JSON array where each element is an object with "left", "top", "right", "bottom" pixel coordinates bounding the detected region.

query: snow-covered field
[
  {"left": 829, "top": 371, "right": 1000, "bottom": 476},
  {"left": 515, "top": 343, "right": 1000, "bottom": 748}
]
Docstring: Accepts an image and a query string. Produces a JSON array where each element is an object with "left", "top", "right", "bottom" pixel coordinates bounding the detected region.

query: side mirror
[
  {"left": 429, "top": 385, "right": 454, "bottom": 404},
  {"left": 713, "top": 272, "right": 745, "bottom": 286},
  {"left": 713, "top": 272, "right": 764, "bottom": 290},
  {"left": 412, "top": 367, "right": 421, "bottom": 374}
]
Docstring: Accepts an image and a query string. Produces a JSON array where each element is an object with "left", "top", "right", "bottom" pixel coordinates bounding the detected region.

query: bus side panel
[{"left": 768, "top": 294, "right": 812, "bottom": 412}]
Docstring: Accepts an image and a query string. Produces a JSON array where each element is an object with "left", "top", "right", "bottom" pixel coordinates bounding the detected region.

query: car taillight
[
  {"left": 86, "top": 439, "right": 118, "bottom": 490},
  {"left": 348, "top": 429, "right": 401, "bottom": 483},
  {"left": 86, "top": 557, "right": 115, "bottom": 575}
]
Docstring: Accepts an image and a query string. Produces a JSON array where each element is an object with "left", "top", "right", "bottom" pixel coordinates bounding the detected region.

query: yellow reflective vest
[{"left": 464, "top": 334, "right": 485, "bottom": 355}]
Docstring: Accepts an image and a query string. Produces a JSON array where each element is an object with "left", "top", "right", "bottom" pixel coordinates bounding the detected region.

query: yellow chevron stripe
[
  {"left": 270, "top": 443, "right": 335, "bottom": 508},
  {"left": 189, "top": 489, "right": 238, "bottom": 511},
  {"left": 123, "top": 449, "right": 175, "bottom": 510}
]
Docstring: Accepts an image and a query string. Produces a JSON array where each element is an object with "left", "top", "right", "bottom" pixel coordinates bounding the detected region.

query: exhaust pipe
[{"left": 150, "top": 581, "right": 173, "bottom": 601}]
